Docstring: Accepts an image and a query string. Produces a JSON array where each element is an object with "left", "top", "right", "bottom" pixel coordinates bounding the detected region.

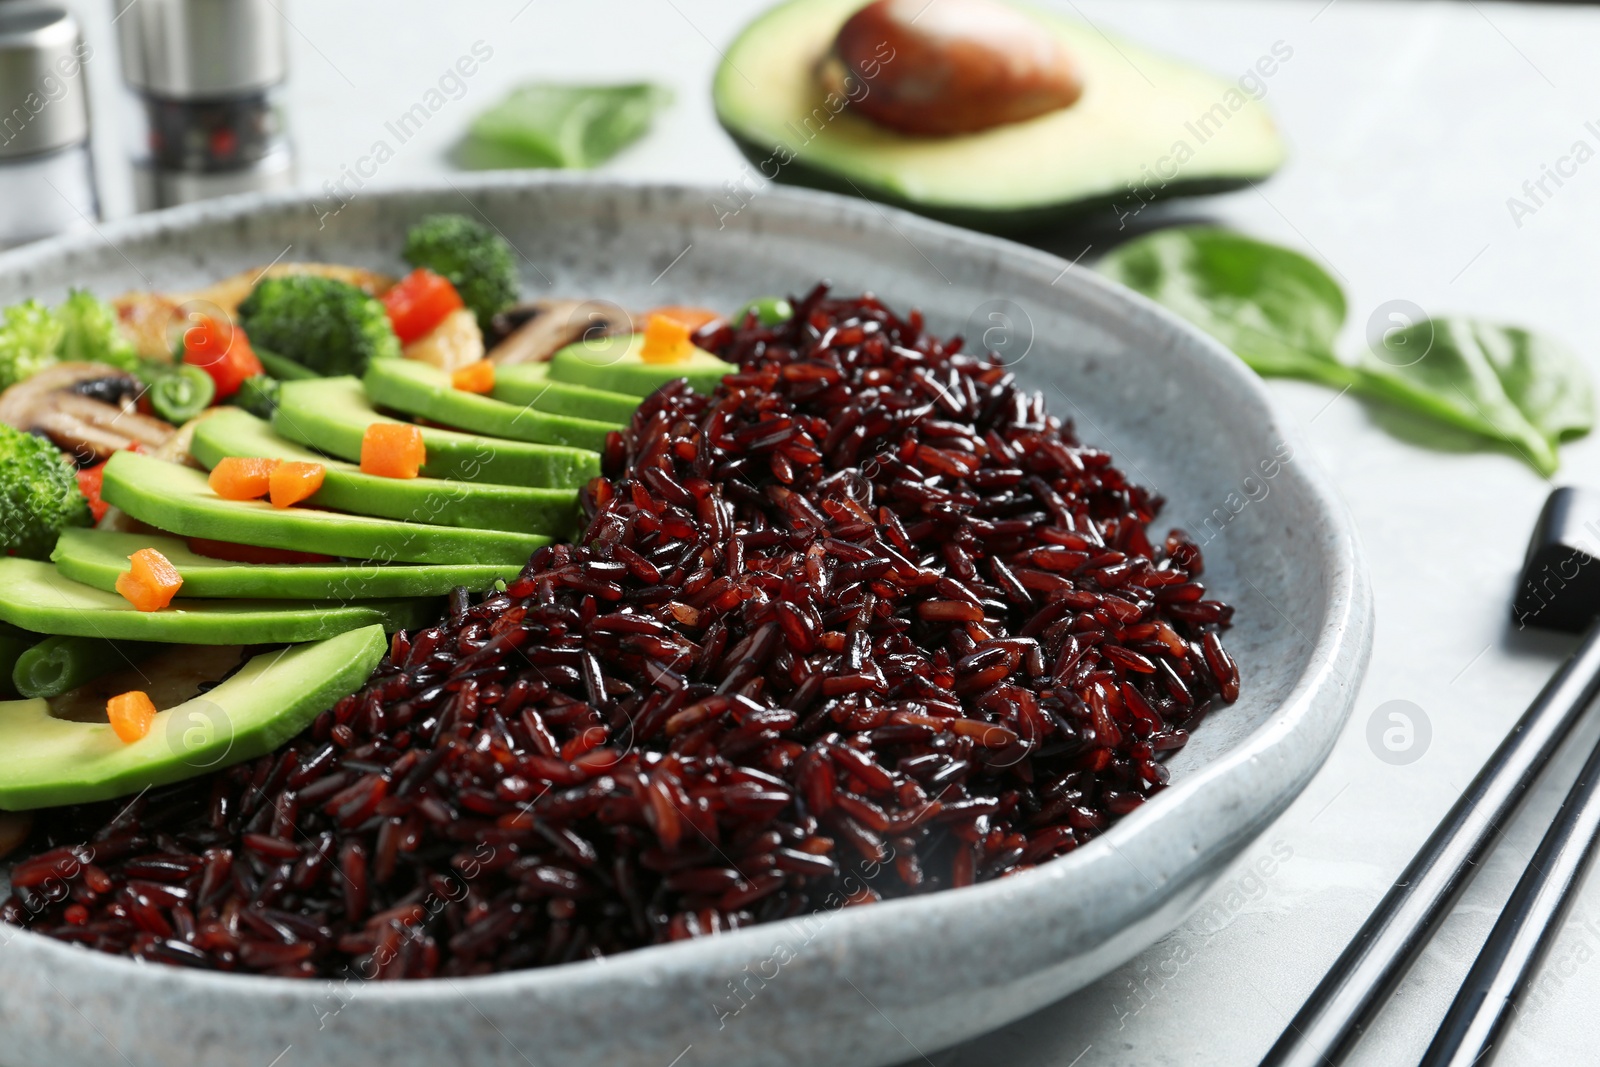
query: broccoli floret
[
  {"left": 403, "top": 214, "right": 519, "bottom": 332},
  {"left": 230, "top": 374, "right": 279, "bottom": 420},
  {"left": 236, "top": 275, "right": 400, "bottom": 377},
  {"left": 56, "top": 289, "right": 139, "bottom": 372},
  {"left": 0, "top": 300, "right": 64, "bottom": 391},
  {"left": 0, "top": 423, "right": 89, "bottom": 559}
]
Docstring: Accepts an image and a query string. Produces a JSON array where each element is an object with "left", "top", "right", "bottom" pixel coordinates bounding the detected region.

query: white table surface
[{"left": 52, "top": 0, "right": 1600, "bottom": 1063}]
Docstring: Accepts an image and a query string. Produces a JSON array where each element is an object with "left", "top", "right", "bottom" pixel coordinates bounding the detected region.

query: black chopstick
[
  {"left": 1259, "top": 622, "right": 1600, "bottom": 1067},
  {"left": 1418, "top": 722, "right": 1600, "bottom": 1066}
]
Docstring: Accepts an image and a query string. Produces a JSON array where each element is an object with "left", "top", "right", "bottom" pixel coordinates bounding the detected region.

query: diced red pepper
[
  {"left": 77, "top": 461, "right": 109, "bottom": 522},
  {"left": 183, "top": 315, "right": 263, "bottom": 399},
  {"left": 382, "top": 268, "right": 465, "bottom": 345}
]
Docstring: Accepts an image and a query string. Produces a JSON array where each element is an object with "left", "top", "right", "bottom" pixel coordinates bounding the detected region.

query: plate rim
[{"left": 0, "top": 172, "right": 1372, "bottom": 1008}]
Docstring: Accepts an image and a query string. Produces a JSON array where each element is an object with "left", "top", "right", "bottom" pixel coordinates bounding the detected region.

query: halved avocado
[
  {"left": 0, "top": 624, "right": 386, "bottom": 809},
  {"left": 0, "top": 559, "right": 431, "bottom": 642},
  {"left": 363, "top": 359, "right": 621, "bottom": 451},
  {"left": 274, "top": 377, "right": 600, "bottom": 487},
  {"left": 550, "top": 333, "right": 736, "bottom": 397},
  {"left": 100, "top": 451, "right": 548, "bottom": 567},
  {"left": 53, "top": 529, "right": 521, "bottom": 600},
  {"left": 713, "top": 0, "right": 1286, "bottom": 232},
  {"left": 490, "top": 362, "right": 643, "bottom": 424},
  {"left": 191, "top": 408, "right": 580, "bottom": 537}
]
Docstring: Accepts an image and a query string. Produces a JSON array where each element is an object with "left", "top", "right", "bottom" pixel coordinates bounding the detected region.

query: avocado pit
[{"left": 827, "top": 0, "right": 1084, "bottom": 136}]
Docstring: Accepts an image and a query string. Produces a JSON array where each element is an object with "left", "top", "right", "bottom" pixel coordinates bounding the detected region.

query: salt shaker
[
  {"left": 114, "top": 0, "right": 293, "bottom": 210},
  {"left": 0, "top": 3, "right": 97, "bottom": 248}
]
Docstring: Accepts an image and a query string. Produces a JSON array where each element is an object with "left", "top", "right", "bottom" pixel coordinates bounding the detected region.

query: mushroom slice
[
  {"left": 487, "top": 299, "right": 636, "bottom": 366},
  {"left": 0, "top": 362, "right": 175, "bottom": 464}
]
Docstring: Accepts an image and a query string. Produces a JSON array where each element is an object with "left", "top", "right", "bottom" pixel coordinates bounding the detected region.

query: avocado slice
[
  {"left": 274, "top": 377, "right": 600, "bottom": 487},
  {"left": 550, "top": 333, "right": 736, "bottom": 397},
  {"left": 712, "top": 0, "right": 1286, "bottom": 232},
  {"left": 100, "top": 451, "right": 548, "bottom": 567},
  {"left": 53, "top": 529, "right": 521, "bottom": 600},
  {"left": 0, "top": 624, "right": 386, "bottom": 810},
  {"left": 0, "top": 558, "right": 431, "bottom": 642},
  {"left": 363, "top": 359, "right": 622, "bottom": 452},
  {"left": 490, "top": 362, "right": 643, "bottom": 424},
  {"left": 191, "top": 408, "right": 580, "bottom": 537}
]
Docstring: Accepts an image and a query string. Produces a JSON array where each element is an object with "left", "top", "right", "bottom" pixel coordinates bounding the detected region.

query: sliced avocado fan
[
  {"left": 363, "top": 358, "right": 622, "bottom": 452},
  {"left": 0, "top": 624, "right": 387, "bottom": 809},
  {"left": 99, "top": 450, "right": 549, "bottom": 567},
  {"left": 53, "top": 529, "right": 521, "bottom": 601},
  {"left": 273, "top": 376, "right": 601, "bottom": 487},
  {"left": 191, "top": 408, "right": 580, "bottom": 538},
  {"left": 550, "top": 333, "right": 737, "bottom": 397},
  {"left": 0, "top": 558, "right": 431, "bottom": 642}
]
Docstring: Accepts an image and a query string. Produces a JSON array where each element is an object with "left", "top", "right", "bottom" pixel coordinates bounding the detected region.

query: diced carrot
[
  {"left": 639, "top": 314, "right": 694, "bottom": 364},
  {"left": 208, "top": 456, "right": 280, "bottom": 500},
  {"left": 186, "top": 538, "right": 336, "bottom": 565},
  {"left": 268, "top": 461, "right": 325, "bottom": 508},
  {"left": 451, "top": 360, "right": 496, "bottom": 394},
  {"left": 360, "top": 423, "right": 426, "bottom": 479},
  {"left": 107, "top": 690, "right": 158, "bottom": 743},
  {"left": 648, "top": 306, "right": 723, "bottom": 331},
  {"left": 114, "top": 547, "right": 183, "bottom": 611}
]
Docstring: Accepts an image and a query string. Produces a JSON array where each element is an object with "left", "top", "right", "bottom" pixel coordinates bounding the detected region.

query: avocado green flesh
[
  {"left": 490, "top": 363, "right": 642, "bottom": 423},
  {"left": 52, "top": 529, "right": 520, "bottom": 600},
  {"left": 0, "top": 625, "right": 387, "bottom": 810},
  {"left": 550, "top": 334, "right": 736, "bottom": 397},
  {"left": 191, "top": 408, "right": 580, "bottom": 537},
  {"left": 712, "top": 0, "right": 1286, "bottom": 232},
  {"left": 0, "top": 559, "right": 432, "bottom": 642},
  {"left": 100, "top": 451, "right": 548, "bottom": 567},
  {"left": 274, "top": 377, "right": 600, "bottom": 487},
  {"left": 363, "top": 359, "right": 621, "bottom": 452}
]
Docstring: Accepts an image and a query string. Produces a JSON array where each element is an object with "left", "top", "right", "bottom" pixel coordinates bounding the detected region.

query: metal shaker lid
[
  {"left": 114, "top": 0, "right": 287, "bottom": 99},
  {"left": 0, "top": 3, "right": 90, "bottom": 159}
]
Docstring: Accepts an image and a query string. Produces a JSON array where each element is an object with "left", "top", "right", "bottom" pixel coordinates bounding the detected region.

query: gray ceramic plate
[{"left": 0, "top": 176, "right": 1371, "bottom": 1067}]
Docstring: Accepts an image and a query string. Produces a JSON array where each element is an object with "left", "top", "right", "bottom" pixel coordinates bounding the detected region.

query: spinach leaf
[
  {"left": 1357, "top": 321, "right": 1557, "bottom": 475},
  {"left": 1098, "top": 227, "right": 1356, "bottom": 388},
  {"left": 462, "top": 83, "right": 672, "bottom": 170},
  {"left": 1098, "top": 226, "right": 1594, "bottom": 476},
  {"left": 1357, "top": 320, "right": 1592, "bottom": 477}
]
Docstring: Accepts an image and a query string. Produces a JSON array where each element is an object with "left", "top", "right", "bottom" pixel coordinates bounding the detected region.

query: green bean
[
  {"left": 13, "top": 636, "right": 161, "bottom": 699},
  {"left": 146, "top": 363, "right": 215, "bottom": 423},
  {"left": 734, "top": 296, "right": 793, "bottom": 327},
  {"left": 0, "top": 626, "right": 38, "bottom": 699},
  {"left": 254, "top": 346, "right": 320, "bottom": 381}
]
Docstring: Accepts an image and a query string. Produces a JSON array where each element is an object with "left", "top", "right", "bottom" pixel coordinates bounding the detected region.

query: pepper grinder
[
  {"left": 0, "top": 2, "right": 97, "bottom": 248},
  {"left": 113, "top": 0, "right": 294, "bottom": 210}
]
